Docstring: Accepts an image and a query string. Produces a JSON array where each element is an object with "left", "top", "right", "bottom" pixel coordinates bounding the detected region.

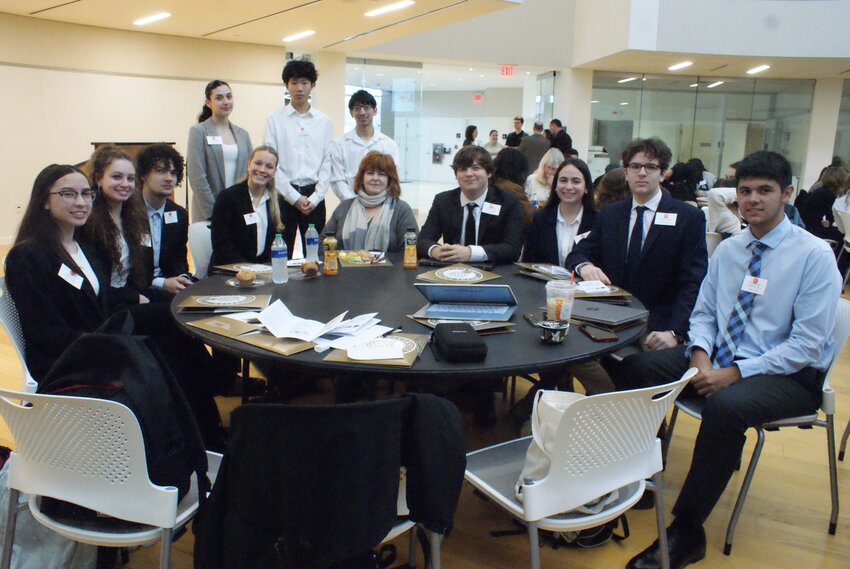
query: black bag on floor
[{"left": 37, "top": 311, "right": 209, "bottom": 502}]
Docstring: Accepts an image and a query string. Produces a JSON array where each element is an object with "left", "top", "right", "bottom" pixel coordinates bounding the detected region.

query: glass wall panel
[{"left": 832, "top": 80, "right": 850, "bottom": 167}]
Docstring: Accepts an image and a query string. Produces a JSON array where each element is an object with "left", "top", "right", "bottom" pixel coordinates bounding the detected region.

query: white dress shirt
[
  {"left": 556, "top": 206, "right": 584, "bottom": 267},
  {"left": 263, "top": 104, "right": 334, "bottom": 206},
  {"left": 459, "top": 192, "right": 488, "bottom": 262},
  {"left": 222, "top": 143, "right": 239, "bottom": 189},
  {"left": 330, "top": 129, "right": 399, "bottom": 201},
  {"left": 627, "top": 189, "right": 663, "bottom": 249}
]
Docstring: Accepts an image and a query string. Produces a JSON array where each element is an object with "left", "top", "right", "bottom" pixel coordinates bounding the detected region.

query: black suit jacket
[
  {"left": 551, "top": 129, "right": 573, "bottom": 154},
  {"left": 6, "top": 240, "right": 111, "bottom": 381},
  {"left": 146, "top": 199, "right": 190, "bottom": 278},
  {"left": 522, "top": 206, "right": 597, "bottom": 266},
  {"left": 565, "top": 193, "right": 707, "bottom": 335},
  {"left": 210, "top": 181, "right": 288, "bottom": 268},
  {"left": 416, "top": 185, "right": 524, "bottom": 265}
]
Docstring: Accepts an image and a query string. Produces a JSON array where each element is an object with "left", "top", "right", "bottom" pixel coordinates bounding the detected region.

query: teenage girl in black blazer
[{"left": 209, "top": 145, "right": 286, "bottom": 268}]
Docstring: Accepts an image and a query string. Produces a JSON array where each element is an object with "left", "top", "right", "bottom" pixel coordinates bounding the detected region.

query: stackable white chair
[
  {"left": 0, "top": 389, "right": 221, "bottom": 569},
  {"left": 0, "top": 278, "right": 37, "bottom": 393},
  {"left": 669, "top": 297, "right": 850, "bottom": 555},
  {"left": 465, "top": 372, "right": 693, "bottom": 569},
  {"left": 188, "top": 221, "right": 212, "bottom": 279}
]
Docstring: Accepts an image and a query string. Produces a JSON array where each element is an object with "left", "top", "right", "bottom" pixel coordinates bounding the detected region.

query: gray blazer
[
  {"left": 187, "top": 118, "right": 252, "bottom": 221},
  {"left": 322, "top": 198, "right": 418, "bottom": 253}
]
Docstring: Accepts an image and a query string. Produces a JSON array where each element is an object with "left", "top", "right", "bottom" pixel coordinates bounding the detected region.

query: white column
[
  {"left": 801, "top": 78, "right": 843, "bottom": 190},
  {"left": 552, "top": 68, "right": 594, "bottom": 160},
  {"left": 521, "top": 74, "right": 538, "bottom": 124}
]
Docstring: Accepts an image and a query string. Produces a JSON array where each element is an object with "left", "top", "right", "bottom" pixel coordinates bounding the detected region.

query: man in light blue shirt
[{"left": 624, "top": 151, "right": 841, "bottom": 569}]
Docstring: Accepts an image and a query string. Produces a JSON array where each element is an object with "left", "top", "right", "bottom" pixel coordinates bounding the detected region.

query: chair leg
[
  {"left": 527, "top": 521, "right": 540, "bottom": 569},
  {"left": 650, "top": 472, "right": 671, "bottom": 569},
  {"left": 826, "top": 415, "right": 840, "bottom": 535},
  {"left": 662, "top": 407, "right": 679, "bottom": 465},
  {"left": 0, "top": 488, "right": 20, "bottom": 569},
  {"left": 428, "top": 531, "right": 441, "bottom": 569},
  {"left": 407, "top": 526, "right": 417, "bottom": 568},
  {"left": 159, "top": 527, "right": 173, "bottom": 569},
  {"left": 724, "top": 426, "right": 765, "bottom": 556},
  {"left": 839, "top": 417, "right": 850, "bottom": 461}
]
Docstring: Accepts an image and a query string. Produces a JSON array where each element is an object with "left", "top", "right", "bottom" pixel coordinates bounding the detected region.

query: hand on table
[
  {"left": 578, "top": 264, "right": 611, "bottom": 286},
  {"left": 163, "top": 276, "right": 193, "bottom": 294},
  {"left": 431, "top": 244, "right": 472, "bottom": 263}
]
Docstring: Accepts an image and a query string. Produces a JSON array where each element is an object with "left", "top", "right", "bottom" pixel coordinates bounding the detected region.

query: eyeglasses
[
  {"left": 50, "top": 189, "right": 97, "bottom": 203},
  {"left": 626, "top": 162, "right": 662, "bottom": 173},
  {"left": 351, "top": 105, "right": 374, "bottom": 113}
]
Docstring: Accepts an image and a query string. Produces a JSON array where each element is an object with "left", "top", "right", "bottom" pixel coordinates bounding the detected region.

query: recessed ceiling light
[
  {"left": 283, "top": 30, "right": 315, "bottom": 42},
  {"left": 668, "top": 61, "right": 693, "bottom": 71},
  {"left": 689, "top": 83, "right": 699, "bottom": 87},
  {"left": 591, "top": 100, "right": 600, "bottom": 104},
  {"left": 707, "top": 81, "right": 724, "bottom": 89},
  {"left": 376, "top": 73, "right": 384, "bottom": 77},
  {"left": 747, "top": 65, "right": 770, "bottom": 75},
  {"left": 365, "top": 1, "right": 415, "bottom": 17},
  {"left": 617, "top": 77, "right": 637, "bottom": 84},
  {"left": 479, "top": 74, "right": 484, "bottom": 78},
  {"left": 620, "top": 102, "right": 629, "bottom": 106},
  {"left": 133, "top": 12, "right": 170, "bottom": 26},
  {"left": 525, "top": 71, "right": 530, "bottom": 75},
  {"left": 469, "top": 68, "right": 474, "bottom": 71}
]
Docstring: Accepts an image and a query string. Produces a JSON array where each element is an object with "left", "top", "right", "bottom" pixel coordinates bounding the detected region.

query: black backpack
[{"left": 37, "top": 311, "right": 209, "bottom": 502}]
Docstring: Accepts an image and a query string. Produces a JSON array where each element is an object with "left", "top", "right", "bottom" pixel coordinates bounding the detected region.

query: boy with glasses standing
[{"left": 566, "top": 138, "right": 707, "bottom": 351}]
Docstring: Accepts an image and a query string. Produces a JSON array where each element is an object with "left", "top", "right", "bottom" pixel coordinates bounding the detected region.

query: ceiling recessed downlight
[
  {"left": 747, "top": 65, "right": 770, "bottom": 75},
  {"left": 707, "top": 81, "right": 724, "bottom": 89},
  {"left": 283, "top": 30, "right": 315, "bottom": 42},
  {"left": 668, "top": 61, "right": 693, "bottom": 71},
  {"left": 365, "top": 1, "right": 415, "bottom": 17},
  {"left": 133, "top": 12, "right": 170, "bottom": 26},
  {"left": 620, "top": 102, "right": 629, "bottom": 106},
  {"left": 689, "top": 83, "right": 699, "bottom": 88},
  {"left": 617, "top": 77, "right": 637, "bottom": 84}
]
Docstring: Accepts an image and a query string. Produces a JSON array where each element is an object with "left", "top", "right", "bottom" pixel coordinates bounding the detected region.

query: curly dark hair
[
  {"left": 282, "top": 59, "right": 318, "bottom": 84},
  {"left": 82, "top": 145, "right": 150, "bottom": 291},
  {"left": 137, "top": 143, "right": 185, "bottom": 186}
]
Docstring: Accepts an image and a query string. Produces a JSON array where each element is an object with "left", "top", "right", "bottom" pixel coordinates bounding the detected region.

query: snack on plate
[
  {"left": 236, "top": 268, "right": 256, "bottom": 286},
  {"left": 356, "top": 249, "right": 374, "bottom": 262},
  {"left": 301, "top": 261, "right": 319, "bottom": 277}
]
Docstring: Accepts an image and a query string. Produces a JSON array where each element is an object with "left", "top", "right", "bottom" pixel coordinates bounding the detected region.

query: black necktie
[
  {"left": 626, "top": 206, "right": 647, "bottom": 275},
  {"left": 464, "top": 203, "right": 478, "bottom": 246}
]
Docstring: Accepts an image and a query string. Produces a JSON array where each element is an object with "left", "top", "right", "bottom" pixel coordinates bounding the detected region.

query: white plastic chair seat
[
  {"left": 0, "top": 278, "right": 37, "bottom": 393},
  {"left": 676, "top": 397, "right": 820, "bottom": 427},
  {"left": 465, "top": 436, "right": 646, "bottom": 532},
  {"left": 188, "top": 221, "right": 212, "bottom": 279}
]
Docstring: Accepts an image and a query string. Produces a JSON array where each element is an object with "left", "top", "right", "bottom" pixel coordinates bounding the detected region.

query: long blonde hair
[
  {"left": 246, "top": 145, "right": 284, "bottom": 233},
  {"left": 532, "top": 148, "right": 565, "bottom": 187}
]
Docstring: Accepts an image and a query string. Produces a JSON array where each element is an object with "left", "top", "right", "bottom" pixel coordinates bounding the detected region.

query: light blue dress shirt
[
  {"left": 687, "top": 216, "right": 841, "bottom": 377},
  {"left": 146, "top": 201, "right": 166, "bottom": 289}
]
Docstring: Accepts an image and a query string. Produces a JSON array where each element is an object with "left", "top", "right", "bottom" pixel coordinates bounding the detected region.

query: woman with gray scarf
[{"left": 322, "top": 151, "right": 417, "bottom": 252}]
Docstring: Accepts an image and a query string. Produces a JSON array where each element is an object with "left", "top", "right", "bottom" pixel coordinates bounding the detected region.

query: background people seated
[
  {"left": 491, "top": 148, "right": 533, "bottom": 229},
  {"left": 210, "top": 146, "right": 286, "bottom": 267},
  {"left": 482, "top": 129, "right": 503, "bottom": 159},
  {"left": 594, "top": 167, "right": 630, "bottom": 208},
  {"left": 417, "top": 145, "right": 524, "bottom": 265},
  {"left": 525, "top": 148, "right": 564, "bottom": 206},
  {"left": 186, "top": 79, "right": 252, "bottom": 222},
  {"left": 799, "top": 165, "right": 848, "bottom": 242},
  {"left": 322, "top": 151, "right": 418, "bottom": 253}
]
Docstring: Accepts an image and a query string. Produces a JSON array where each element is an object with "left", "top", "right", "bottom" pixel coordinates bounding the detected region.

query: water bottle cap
[{"left": 308, "top": 224, "right": 315, "bottom": 228}]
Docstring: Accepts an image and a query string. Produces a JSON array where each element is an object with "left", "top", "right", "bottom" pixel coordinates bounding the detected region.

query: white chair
[
  {"left": 0, "top": 388, "right": 221, "bottom": 569},
  {"left": 465, "top": 371, "right": 693, "bottom": 569},
  {"left": 668, "top": 297, "right": 850, "bottom": 555},
  {"left": 705, "top": 231, "right": 722, "bottom": 258},
  {"left": 0, "top": 278, "right": 37, "bottom": 393},
  {"left": 188, "top": 221, "right": 212, "bottom": 279}
]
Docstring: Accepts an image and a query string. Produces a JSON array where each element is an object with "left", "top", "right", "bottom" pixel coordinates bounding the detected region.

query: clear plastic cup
[{"left": 545, "top": 281, "right": 576, "bottom": 322}]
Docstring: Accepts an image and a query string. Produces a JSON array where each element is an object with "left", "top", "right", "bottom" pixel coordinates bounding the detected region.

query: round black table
[{"left": 172, "top": 256, "right": 645, "bottom": 382}]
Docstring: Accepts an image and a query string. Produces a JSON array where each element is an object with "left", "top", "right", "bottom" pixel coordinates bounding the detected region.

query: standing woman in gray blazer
[{"left": 187, "top": 80, "right": 252, "bottom": 221}]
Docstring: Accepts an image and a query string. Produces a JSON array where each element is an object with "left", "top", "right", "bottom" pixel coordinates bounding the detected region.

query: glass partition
[{"left": 832, "top": 80, "right": 850, "bottom": 167}]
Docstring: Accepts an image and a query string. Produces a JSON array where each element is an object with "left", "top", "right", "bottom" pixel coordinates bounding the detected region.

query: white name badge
[
  {"left": 164, "top": 210, "right": 178, "bottom": 224},
  {"left": 574, "top": 231, "right": 590, "bottom": 244},
  {"left": 206, "top": 135, "right": 223, "bottom": 146},
  {"left": 141, "top": 233, "right": 152, "bottom": 247},
  {"left": 244, "top": 212, "right": 259, "bottom": 226},
  {"left": 741, "top": 275, "right": 767, "bottom": 295},
  {"left": 654, "top": 212, "right": 677, "bottom": 226},
  {"left": 482, "top": 202, "right": 501, "bottom": 216},
  {"left": 58, "top": 264, "right": 84, "bottom": 290}
]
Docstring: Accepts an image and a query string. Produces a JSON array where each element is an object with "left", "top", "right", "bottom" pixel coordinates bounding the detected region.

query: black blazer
[
  {"left": 522, "top": 206, "right": 597, "bottom": 265},
  {"left": 416, "top": 185, "right": 524, "bottom": 265},
  {"left": 551, "top": 129, "right": 573, "bottom": 154},
  {"left": 6, "top": 240, "right": 111, "bottom": 381},
  {"left": 565, "top": 193, "right": 707, "bottom": 335},
  {"left": 209, "top": 181, "right": 287, "bottom": 268}
]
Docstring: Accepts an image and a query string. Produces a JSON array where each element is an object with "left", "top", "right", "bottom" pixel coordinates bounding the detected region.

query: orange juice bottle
[
  {"left": 323, "top": 233, "right": 338, "bottom": 276},
  {"left": 403, "top": 228, "right": 418, "bottom": 269}
]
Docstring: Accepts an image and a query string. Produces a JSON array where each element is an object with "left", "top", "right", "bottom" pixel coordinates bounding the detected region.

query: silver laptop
[
  {"left": 412, "top": 283, "right": 518, "bottom": 322},
  {"left": 570, "top": 299, "right": 648, "bottom": 327}
]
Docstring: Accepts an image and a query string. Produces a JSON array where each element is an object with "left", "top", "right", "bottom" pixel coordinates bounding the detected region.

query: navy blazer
[
  {"left": 565, "top": 193, "right": 707, "bottom": 335},
  {"left": 522, "top": 206, "right": 597, "bottom": 266},
  {"left": 416, "top": 185, "right": 524, "bottom": 265},
  {"left": 209, "top": 181, "right": 287, "bottom": 268},
  {"left": 6, "top": 240, "right": 111, "bottom": 381},
  {"left": 143, "top": 198, "right": 190, "bottom": 282}
]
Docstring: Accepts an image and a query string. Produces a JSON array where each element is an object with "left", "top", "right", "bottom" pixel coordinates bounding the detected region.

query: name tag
[
  {"left": 244, "top": 212, "right": 259, "bottom": 226},
  {"left": 141, "top": 233, "right": 152, "bottom": 247},
  {"left": 164, "top": 210, "right": 178, "bottom": 224},
  {"left": 482, "top": 202, "right": 501, "bottom": 216},
  {"left": 574, "top": 231, "right": 590, "bottom": 244},
  {"left": 741, "top": 275, "right": 767, "bottom": 295},
  {"left": 58, "top": 264, "right": 84, "bottom": 290},
  {"left": 206, "top": 135, "right": 222, "bottom": 146},
  {"left": 654, "top": 212, "right": 677, "bottom": 226}
]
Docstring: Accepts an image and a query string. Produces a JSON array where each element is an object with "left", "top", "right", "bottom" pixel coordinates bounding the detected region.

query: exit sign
[
  {"left": 500, "top": 65, "right": 515, "bottom": 77},
  {"left": 473, "top": 93, "right": 483, "bottom": 103}
]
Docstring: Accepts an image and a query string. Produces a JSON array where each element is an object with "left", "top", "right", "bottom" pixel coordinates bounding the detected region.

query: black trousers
[
  {"left": 622, "top": 346, "right": 822, "bottom": 524},
  {"left": 282, "top": 199, "right": 326, "bottom": 258}
]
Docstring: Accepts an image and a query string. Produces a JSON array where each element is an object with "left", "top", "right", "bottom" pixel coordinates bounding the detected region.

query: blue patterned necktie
[{"left": 713, "top": 241, "right": 767, "bottom": 368}]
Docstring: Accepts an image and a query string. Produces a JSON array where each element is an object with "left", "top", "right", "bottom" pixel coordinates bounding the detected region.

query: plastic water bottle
[
  {"left": 305, "top": 224, "right": 320, "bottom": 262},
  {"left": 272, "top": 234, "right": 288, "bottom": 284}
]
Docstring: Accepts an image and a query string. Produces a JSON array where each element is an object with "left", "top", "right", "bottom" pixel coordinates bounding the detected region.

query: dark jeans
[
  {"left": 282, "top": 199, "right": 326, "bottom": 258},
  {"left": 622, "top": 346, "right": 822, "bottom": 524}
]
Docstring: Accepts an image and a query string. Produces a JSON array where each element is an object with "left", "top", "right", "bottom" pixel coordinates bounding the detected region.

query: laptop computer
[
  {"left": 412, "top": 283, "right": 518, "bottom": 322},
  {"left": 570, "top": 299, "right": 648, "bottom": 328}
]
